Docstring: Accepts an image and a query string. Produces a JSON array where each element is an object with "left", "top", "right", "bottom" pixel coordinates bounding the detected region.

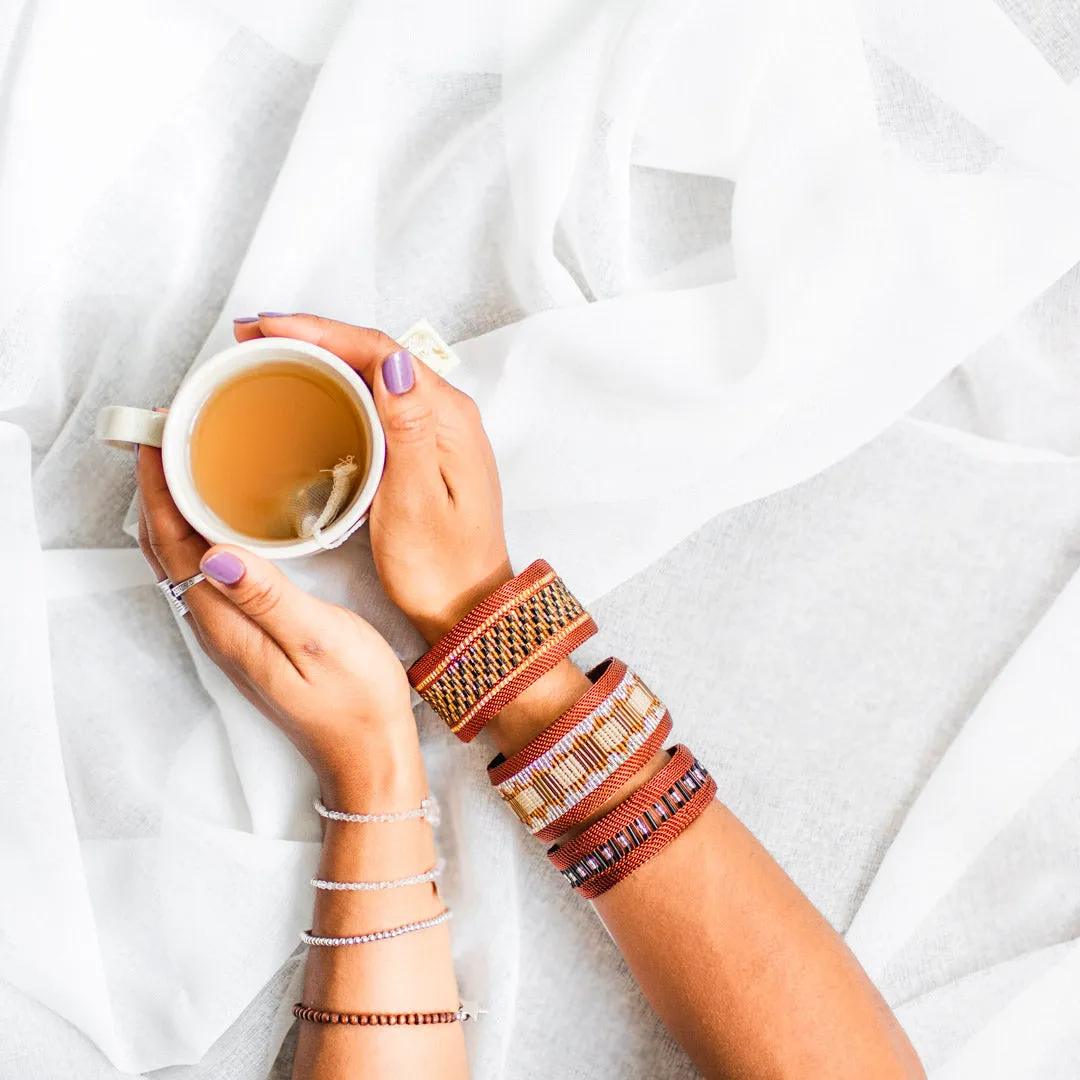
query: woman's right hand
[{"left": 233, "top": 315, "right": 514, "bottom": 644}]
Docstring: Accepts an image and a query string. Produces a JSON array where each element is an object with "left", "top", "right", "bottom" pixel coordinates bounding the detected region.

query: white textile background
[{"left": 1, "top": 0, "right": 1079, "bottom": 1076}]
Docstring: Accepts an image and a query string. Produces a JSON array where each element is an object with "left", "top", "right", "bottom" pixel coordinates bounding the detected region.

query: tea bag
[{"left": 286, "top": 456, "right": 359, "bottom": 540}]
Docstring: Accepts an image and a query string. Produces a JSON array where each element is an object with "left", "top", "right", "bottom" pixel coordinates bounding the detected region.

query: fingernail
[
  {"left": 201, "top": 552, "right": 246, "bottom": 585},
  {"left": 233, "top": 316, "right": 259, "bottom": 324},
  {"left": 382, "top": 350, "right": 415, "bottom": 395},
  {"left": 257, "top": 312, "right": 290, "bottom": 319}
]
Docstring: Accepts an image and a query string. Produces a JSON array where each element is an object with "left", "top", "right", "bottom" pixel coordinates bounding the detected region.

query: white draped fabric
[{"left": 1, "top": 0, "right": 1078, "bottom": 1075}]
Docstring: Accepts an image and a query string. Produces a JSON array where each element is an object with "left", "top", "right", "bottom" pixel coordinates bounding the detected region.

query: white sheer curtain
[{"left": 0, "top": 0, "right": 1078, "bottom": 1074}]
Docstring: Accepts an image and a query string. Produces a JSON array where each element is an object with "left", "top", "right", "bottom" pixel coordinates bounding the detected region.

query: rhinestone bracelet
[
  {"left": 311, "top": 861, "right": 444, "bottom": 892},
  {"left": 314, "top": 796, "right": 440, "bottom": 827},
  {"left": 301, "top": 908, "right": 452, "bottom": 947}
]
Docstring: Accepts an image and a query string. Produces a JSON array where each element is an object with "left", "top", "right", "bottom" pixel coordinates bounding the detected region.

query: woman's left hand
[{"left": 136, "top": 445, "right": 424, "bottom": 807}]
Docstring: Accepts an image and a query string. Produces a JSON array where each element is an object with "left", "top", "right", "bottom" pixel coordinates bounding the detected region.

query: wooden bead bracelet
[
  {"left": 408, "top": 560, "right": 596, "bottom": 742},
  {"left": 293, "top": 1003, "right": 474, "bottom": 1025}
]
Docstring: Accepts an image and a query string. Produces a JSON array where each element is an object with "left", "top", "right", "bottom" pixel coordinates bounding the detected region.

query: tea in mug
[{"left": 190, "top": 362, "right": 368, "bottom": 540}]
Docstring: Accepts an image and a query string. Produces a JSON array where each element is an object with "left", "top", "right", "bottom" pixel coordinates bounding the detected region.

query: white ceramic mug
[{"left": 96, "top": 336, "right": 386, "bottom": 559}]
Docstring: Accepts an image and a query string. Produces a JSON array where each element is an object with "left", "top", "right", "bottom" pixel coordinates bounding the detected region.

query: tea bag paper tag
[{"left": 397, "top": 318, "right": 461, "bottom": 377}]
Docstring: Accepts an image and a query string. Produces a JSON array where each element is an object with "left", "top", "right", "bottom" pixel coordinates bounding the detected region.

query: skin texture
[{"left": 136, "top": 313, "right": 926, "bottom": 1080}]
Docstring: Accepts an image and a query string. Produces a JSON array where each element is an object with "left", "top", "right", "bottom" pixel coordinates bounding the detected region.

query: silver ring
[{"left": 157, "top": 573, "right": 206, "bottom": 618}]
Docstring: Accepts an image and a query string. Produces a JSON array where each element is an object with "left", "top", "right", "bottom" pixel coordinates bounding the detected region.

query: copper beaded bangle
[
  {"left": 293, "top": 1003, "right": 471, "bottom": 1026},
  {"left": 536, "top": 715, "right": 671, "bottom": 843},
  {"left": 548, "top": 745, "right": 717, "bottom": 900},
  {"left": 488, "top": 659, "right": 673, "bottom": 842},
  {"left": 408, "top": 560, "right": 597, "bottom": 743}
]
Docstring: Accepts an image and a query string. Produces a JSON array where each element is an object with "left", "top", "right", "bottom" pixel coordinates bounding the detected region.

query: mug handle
[{"left": 95, "top": 406, "right": 166, "bottom": 450}]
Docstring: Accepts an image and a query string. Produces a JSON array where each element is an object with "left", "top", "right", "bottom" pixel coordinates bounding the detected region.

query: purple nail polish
[
  {"left": 233, "top": 316, "right": 259, "bottom": 324},
  {"left": 201, "top": 552, "right": 245, "bottom": 585},
  {"left": 382, "top": 350, "right": 415, "bottom": 395},
  {"left": 257, "top": 311, "right": 290, "bottom": 318}
]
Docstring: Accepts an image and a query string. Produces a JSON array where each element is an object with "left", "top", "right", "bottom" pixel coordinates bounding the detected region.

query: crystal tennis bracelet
[
  {"left": 311, "top": 861, "right": 443, "bottom": 892},
  {"left": 313, "top": 796, "right": 440, "bottom": 826}
]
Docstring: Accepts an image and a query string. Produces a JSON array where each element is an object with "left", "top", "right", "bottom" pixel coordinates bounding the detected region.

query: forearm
[
  {"left": 292, "top": 743, "right": 467, "bottom": 1080},
  {"left": 490, "top": 662, "right": 924, "bottom": 1080},
  {"left": 594, "top": 804, "right": 924, "bottom": 1079}
]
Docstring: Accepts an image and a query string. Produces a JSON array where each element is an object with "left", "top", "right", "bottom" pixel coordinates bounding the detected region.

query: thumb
[
  {"left": 199, "top": 546, "right": 329, "bottom": 658},
  {"left": 374, "top": 349, "right": 445, "bottom": 499}
]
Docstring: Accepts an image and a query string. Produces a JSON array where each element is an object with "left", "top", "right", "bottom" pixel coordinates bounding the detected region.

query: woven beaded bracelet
[
  {"left": 567, "top": 756, "right": 715, "bottom": 900},
  {"left": 488, "top": 659, "right": 672, "bottom": 842},
  {"left": 548, "top": 745, "right": 716, "bottom": 900},
  {"left": 293, "top": 1002, "right": 479, "bottom": 1026},
  {"left": 408, "top": 560, "right": 596, "bottom": 742}
]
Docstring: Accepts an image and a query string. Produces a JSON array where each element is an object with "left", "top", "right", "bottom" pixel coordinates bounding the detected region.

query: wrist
[
  {"left": 486, "top": 658, "right": 593, "bottom": 757},
  {"left": 412, "top": 560, "right": 514, "bottom": 644},
  {"left": 315, "top": 715, "right": 428, "bottom": 810}
]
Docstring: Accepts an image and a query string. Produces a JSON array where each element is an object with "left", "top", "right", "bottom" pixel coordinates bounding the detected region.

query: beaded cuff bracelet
[
  {"left": 408, "top": 560, "right": 597, "bottom": 742},
  {"left": 488, "top": 659, "right": 673, "bottom": 842},
  {"left": 548, "top": 745, "right": 716, "bottom": 900},
  {"left": 293, "top": 1002, "right": 477, "bottom": 1025}
]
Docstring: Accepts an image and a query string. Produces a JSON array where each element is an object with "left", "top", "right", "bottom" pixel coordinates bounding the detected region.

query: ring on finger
[{"left": 157, "top": 573, "right": 207, "bottom": 618}]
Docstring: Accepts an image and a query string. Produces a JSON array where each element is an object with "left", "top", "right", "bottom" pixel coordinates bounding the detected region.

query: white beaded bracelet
[
  {"left": 311, "top": 861, "right": 444, "bottom": 892},
  {"left": 313, "top": 795, "right": 440, "bottom": 826},
  {"left": 301, "top": 908, "right": 452, "bottom": 947}
]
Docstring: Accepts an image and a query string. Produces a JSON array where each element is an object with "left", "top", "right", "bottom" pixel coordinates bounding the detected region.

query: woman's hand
[
  {"left": 233, "top": 315, "right": 513, "bottom": 644},
  {"left": 136, "top": 445, "right": 424, "bottom": 806}
]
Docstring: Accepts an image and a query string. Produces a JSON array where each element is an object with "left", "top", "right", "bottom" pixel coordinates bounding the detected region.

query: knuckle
[
  {"left": 454, "top": 390, "right": 481, "bottom": 421},
  {"left": 386, "top": 402, "right": 435, "bottom": 442},
  {"left": 137, "top": 529, "right": 153, "bottom": 563},
  {"left": 238, "top": 578, "right": 282, "bottom": 620},
  {"left": 300, "top": 638, "right": 327, "bottom": 662},
  {"left": 369, "top": 330, "right": 398, "bottom": 353},
  {"left": 149, "top": 520, "right": 202, "bottom": 565},
  {"left": 305, "top": 315, "right": 335, "bottom": 344}
]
